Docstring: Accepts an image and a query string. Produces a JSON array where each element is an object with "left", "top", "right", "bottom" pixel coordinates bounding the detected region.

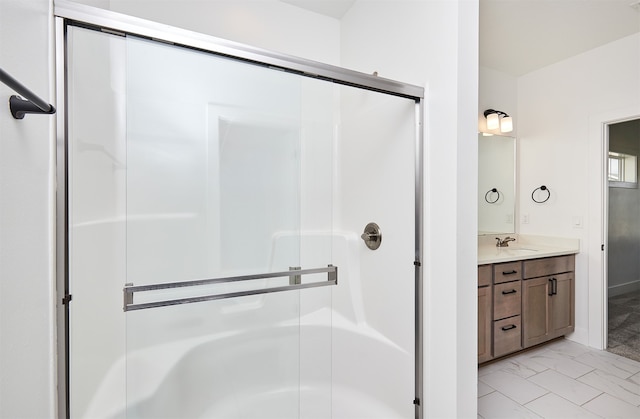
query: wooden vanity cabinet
[
  {"left": 522, "top": 255, "right": 575, "bottom": 348},
  {"left": 491, "top": 261, "right": 523, "bottom": 358},
  {"left": 478, "top": 254, "right": 575, "bottom": 364},
  {"left": 478, "top": 265, "right": 493, "bottom": 363}
]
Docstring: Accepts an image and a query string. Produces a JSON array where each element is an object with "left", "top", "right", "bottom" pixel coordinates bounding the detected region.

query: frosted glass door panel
[
  {"left": 125, "top": 293, "right": 299, "bottom": 418},
  {"left": 125, "top": 37, "right": 304, "bottom": 285},
  {"left": 67, "top": 26, "right": 128, "bottom": 418},
  {"left": 332, "top": 85, "right": 416, "bottom": 418},
  {"left": 124, "top": 36, "right": 334, "bottom": 418}
]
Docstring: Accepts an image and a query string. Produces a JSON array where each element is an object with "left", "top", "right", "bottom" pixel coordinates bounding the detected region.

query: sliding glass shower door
[
  {"left": 63, "top": 10, "right": 422, "bottom": 418},
  {"left": 122, "top": 36, "right": 335, "bottom": 417},
  {"left": 68, "top": 26, "right": 334, "bottom": 418}
]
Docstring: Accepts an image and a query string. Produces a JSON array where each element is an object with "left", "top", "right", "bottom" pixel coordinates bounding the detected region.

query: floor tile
[
  {"left": 478, "top": 380, "right": 495, "bottom": 398},
  {"left": 577, "top": 369, "right": 640, "bottom": 406},
  {"left": 614, "top": 352, "right": 640, "bottom": 370},
  {"left": 582, "top": 393, "right": 640, "bottom": 418},
  {"left": 545, "top": 339, "right": 593, "bottom": 358},
  {"left": 496, "top": 357, "right": 546, "bottom": 379},
  {"left": 528, "top": 350, "right": 595, "bottom": 379},
  {"left": 479, "top": 359, "right": 512, "bottom": 377},
  {"left": 479, "top": 371, "right": 548, "bottom": 405},
  {"left": 574, "top": 351, "right": 640, "bottom": 379},
  {"left": 527, "top": 369, "right": 602, "bottom": 405},
  {"left": 478, "top": 338, "right": 640, "bottom": 418},
  {"left": 478, "top": 391, "right": 541, "bottom": 419},
  {"left": 524, "top": 393, "right": 602, "bottom": 419}
]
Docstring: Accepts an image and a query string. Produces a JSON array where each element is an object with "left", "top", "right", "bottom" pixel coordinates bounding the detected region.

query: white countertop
[{"left": 478, "top": 234, "right": 580, "bottom": 265}]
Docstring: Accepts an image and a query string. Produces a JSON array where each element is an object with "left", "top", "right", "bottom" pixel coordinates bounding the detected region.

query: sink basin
[{"left": 505, "top": 247, "right": 538, "bottom": 252}]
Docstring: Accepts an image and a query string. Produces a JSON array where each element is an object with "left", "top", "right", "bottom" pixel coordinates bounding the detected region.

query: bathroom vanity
[{"left": 477, "top": 236, "right": 579, "bottom": 364}]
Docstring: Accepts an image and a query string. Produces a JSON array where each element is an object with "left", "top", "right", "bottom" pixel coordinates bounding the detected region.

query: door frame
[{"left": 588, "top": 105, "right": 640, "bottom": 350}]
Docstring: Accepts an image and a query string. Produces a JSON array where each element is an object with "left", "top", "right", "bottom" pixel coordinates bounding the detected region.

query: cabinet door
[
  {"left": 549, "top": 272, "right": 574, "bottom": 339},
  {"left": 493, "top": 261, "right": 523, "bottom": 284},
  {"left": 478, "top": 286, "right": 492, "bottom": 363},
  {"left": 493, "top": 316, "right": 522, "bottom": 358},
  {"left": 523, "top": 255, "right": 574, "bottom": 279},
  {"left": 493, "top": 281, "right": 521, "bottom": 320},
  {"left": 478, "top": 265, "right": 492, "bottom": 287},
  {"left": 522, "top": 276, "right": 551, "bottom": 348}
]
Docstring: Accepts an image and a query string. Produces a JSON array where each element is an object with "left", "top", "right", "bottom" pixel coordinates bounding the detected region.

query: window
[{"left": 609, "top": 151, "right": 637, "bottom": 188}]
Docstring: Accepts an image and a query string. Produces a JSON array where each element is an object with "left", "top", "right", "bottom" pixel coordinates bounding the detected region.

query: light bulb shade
[
  {"left": 486, "top": 112, "right": 500, "bottom": 130},
  {"left": 500, "top": 116, "right": 513, "bottom": 133}
]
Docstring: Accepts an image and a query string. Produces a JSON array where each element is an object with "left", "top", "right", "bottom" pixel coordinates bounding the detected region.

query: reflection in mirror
[{"left": 478, "top": 133, "right": 515, "bottom": 235}]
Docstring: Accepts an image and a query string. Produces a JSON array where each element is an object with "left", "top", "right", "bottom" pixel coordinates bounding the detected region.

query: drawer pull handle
[
  {"left": 501, "top": 324, "right": 517, "bottom": 331},
  {"left": 502, "top": 289, "right": 517, "bottom": 295},
  {"left": 502, "top": 270, "right": 518, "bottom": 275}
]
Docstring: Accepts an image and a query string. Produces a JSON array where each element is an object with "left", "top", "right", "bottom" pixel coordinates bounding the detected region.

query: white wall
[
  {"left": 479, "top": 66, "right": 517, "bottom": 136},
  {"left": 341, "top": 1, "right": 479, "bottom": 417},
  {"left": 517, "top": 33, "right": 640, "bottom": 345},
  {"left": 0, "top": 0, "right": 56, "bottom": 418},
  {"left": 106, "top": 0, "right": 341, "bottom": 65}
]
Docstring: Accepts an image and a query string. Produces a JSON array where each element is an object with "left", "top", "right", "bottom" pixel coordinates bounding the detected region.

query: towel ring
[
  {"left": 532, "top": 185, "right": 550, "bottom": 203},
  {"left": 485, "top": 188, "right": 500, "bottom": 204}
]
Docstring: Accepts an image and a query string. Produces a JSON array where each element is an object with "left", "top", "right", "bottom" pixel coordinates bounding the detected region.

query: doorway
[{"left": 606, "top": 118, "right": 640, "bottom": 362}]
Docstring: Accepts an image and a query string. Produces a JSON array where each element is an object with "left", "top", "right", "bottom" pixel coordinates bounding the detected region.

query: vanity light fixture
[
  {"left": 486, "top": 111, "right": 500, "bottom": 130},
  {"left": 483, "top": 109, "right": 513, "bottom": 133},
  {"left": 500, "top": 116, "right": 513, "bottom": 133}
]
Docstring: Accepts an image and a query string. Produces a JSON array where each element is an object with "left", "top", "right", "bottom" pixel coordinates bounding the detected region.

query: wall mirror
[{"left": 478, "top": 133, "right": 516, "bottom": 235}]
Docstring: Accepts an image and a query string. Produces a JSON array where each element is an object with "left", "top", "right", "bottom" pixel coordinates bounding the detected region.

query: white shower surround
[{"left": 85, "top": 321, "right": 410, "bottom": 418}]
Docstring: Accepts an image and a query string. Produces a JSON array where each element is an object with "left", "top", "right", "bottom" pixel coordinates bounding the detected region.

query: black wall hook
[{"left": 532, "top": 185, "right": 550, "bottom": 203}]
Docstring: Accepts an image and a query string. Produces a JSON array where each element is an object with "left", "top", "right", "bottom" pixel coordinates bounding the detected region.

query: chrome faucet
[{"left": 496, "top": 236, "right": 516, "bottom": 247}]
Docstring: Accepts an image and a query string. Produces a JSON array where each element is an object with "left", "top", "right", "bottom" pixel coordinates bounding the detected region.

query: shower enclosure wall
[{"left": 56, "top": 3, "right": 424, "bottom": 418}]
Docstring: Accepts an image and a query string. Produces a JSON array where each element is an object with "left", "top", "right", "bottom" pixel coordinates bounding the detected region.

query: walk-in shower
[{"left": 55, "top": 2, "right": 424, "bottom": 418}]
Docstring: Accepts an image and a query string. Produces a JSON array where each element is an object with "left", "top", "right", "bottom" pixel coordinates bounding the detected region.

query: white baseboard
[
  {"left": 608, "top": 279, "right": 640, "bottom": 298},
  {"left": 566, "top": 326, "right": 590, "bottom": 348}
]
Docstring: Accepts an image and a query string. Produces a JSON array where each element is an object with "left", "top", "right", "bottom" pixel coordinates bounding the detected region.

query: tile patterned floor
[
  {"left": 608, "top": 290, "right": 640, "bottom": 363},
  {"left": 478, "top": 339, "right": 640, "bottom": 418}
]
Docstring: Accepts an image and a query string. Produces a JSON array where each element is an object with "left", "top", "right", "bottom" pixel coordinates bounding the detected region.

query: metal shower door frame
[{"left": 54, "top": 1, "right": 425, "bottom": 417}]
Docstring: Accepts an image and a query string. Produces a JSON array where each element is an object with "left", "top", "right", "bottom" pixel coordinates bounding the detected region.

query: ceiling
[
  {"left": 280, "top": 0, "right": 640, "bottom": 77},
  {"left": 280, "top": 0, "right": 356, "bottom": 19},
  {"left": 480, "top": 0, "right": 640, "bottom": 76}
]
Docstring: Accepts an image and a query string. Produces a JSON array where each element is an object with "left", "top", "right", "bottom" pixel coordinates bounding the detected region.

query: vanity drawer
[
  {"left": 478, "top": 265, "right": 492, "bottom": 287},
  {"left": 493, "top": 316, "right": 522, "bottom": 358},
  {"left": 493, "top": 261, "right": 523, "bottom": 284},
  {"left": 494, "top": 281, "right": 521, "bottom": 319},
  {"left": 523, "top": 255, "right": 575, "bottom": 279}
]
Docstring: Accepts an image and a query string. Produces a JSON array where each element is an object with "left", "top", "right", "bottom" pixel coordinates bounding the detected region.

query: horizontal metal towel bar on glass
[{"left": 123, "top": 265, "right": 337, "bottom": 311}]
